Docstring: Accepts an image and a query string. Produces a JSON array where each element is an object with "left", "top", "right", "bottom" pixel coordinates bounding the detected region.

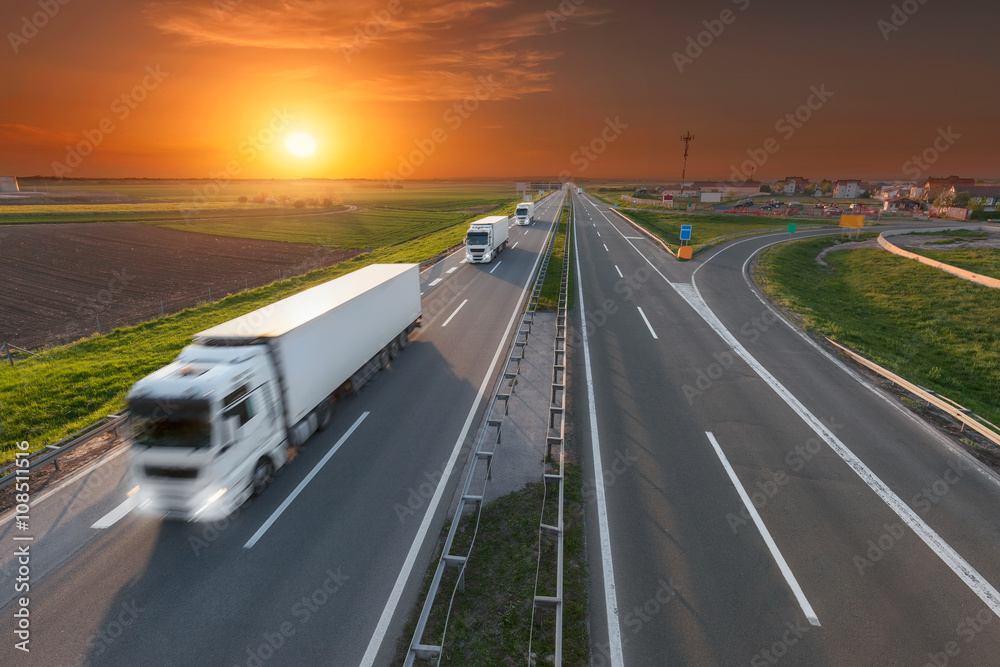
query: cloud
[
  {"left": 145, "top": 0, "right": 611, "bottom": 101},
  {"left": 0, "top": 124, "right": 77, "bottom": 149}
]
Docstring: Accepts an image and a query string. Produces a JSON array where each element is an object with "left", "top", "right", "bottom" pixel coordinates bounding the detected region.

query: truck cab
[
  {"left": 127, "top": 344, "right": 288, "bottom": 521},
  {"left": 515, "top": 202, "right": 534, "bottom": 226}
]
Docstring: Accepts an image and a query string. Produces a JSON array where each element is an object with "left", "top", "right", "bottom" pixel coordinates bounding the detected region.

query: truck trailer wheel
[
  {"left": 379, "top": 349, "right": 390, "bottom": 369},
  {"left": 389, "top": 339, "right": 401, "bottom": 359},
  {"left": 252, "top": 458, "right": 274, "bottom": 496},
  {"left": 317, "top": 400, "right": 334, "bottom": 431},
  {"left": 397, "top": 331, "right": 409, "bottom": 349}
]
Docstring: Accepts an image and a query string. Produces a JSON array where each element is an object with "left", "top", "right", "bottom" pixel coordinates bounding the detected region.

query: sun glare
[{"left": 286, "top": 132, "right": 317, "bottom": 158}]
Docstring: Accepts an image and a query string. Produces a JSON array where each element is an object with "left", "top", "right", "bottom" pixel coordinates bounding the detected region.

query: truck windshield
[
  {"left": 129, "top": 398, "right": 213, "bottom": 449},
  {"left": 517, "top": 207, "right": 528, "bottom": 215},
  {"left": 467, "top": 232, "right": 489, "bottom": 246}
]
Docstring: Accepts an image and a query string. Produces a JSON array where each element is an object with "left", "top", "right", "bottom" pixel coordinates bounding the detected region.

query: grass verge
[
  {"left": 904, "top": 247, "right": 1000, "bottom": 281},
  {"left": 0, "top": 201, "right": 519, "bottom": 462},
  {"left": 395, "top": 463, "right": 589, "bottom": 666},
  {"left": 537, "top": 204, "right": 574, "bottom": 311},
  {"left": 754, "top": 236, "right": 1000, "bottom": 426}
]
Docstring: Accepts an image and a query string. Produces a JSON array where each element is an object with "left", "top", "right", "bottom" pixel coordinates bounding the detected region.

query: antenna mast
[{"left": 679, "top": 131, "right": 695, "bottom": 194}]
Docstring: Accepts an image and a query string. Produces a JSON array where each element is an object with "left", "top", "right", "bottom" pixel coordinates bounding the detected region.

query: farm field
[
  {"left": 0, "top": 223, "right": 359, "bottom": 350},
  {"left": 0, "top": 180, "right": 526, "bottom": 351}
]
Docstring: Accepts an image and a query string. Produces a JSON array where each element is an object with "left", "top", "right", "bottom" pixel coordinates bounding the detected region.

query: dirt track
[{"left": 0, "top": 223, "right": 360, "bottom": 350}]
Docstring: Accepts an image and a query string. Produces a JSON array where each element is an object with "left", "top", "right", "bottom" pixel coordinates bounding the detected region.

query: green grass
[
  {"left": 395, "top": 464, "right": 589, "bottom": 666},
  {"left": 617, "top": 209, "right": 827, "bottom": 251},
  {"left": 906, "top": 247, "right": 1000, "bottom": 280},
  {"left": 0, "top": 199, "right": 520, "bottom": 462},
  {"left": 537, "top": 205, "right": 574, "bottom": 312},
  {"left": 900, "top": 229, "right": 988, "bottom": 239},
  {"left": 755, "top": 236, "right": 1000, "bottom": 425}
]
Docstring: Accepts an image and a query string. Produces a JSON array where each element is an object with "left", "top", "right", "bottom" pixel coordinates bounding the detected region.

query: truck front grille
[{"left": 144, "top": 466, "right": 199, "bottom": 479}]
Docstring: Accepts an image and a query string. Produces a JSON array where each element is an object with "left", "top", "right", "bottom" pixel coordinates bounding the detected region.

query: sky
[{"left": 1, "top": 0, "right": 997, "bottom": 182}]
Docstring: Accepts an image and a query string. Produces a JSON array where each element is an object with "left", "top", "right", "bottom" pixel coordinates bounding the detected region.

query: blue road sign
[{"left": 680, "top": 225, "right": 692, "bottom": 241}]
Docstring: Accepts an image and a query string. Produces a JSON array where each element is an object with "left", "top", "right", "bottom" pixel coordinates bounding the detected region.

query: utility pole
[{"left": 679, "top": 131, "right": 695, "bottom": 194}]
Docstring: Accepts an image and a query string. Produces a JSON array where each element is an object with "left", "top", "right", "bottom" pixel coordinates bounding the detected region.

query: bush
[
  {"left": 292, "top": 199, "right": 306, "bottom": 209},
  {"left": 251, "top": 190, "right": 271, "bottom": 204},
  {"left": 321, "top": 197, "right": 334, "bottom": 208},
  {"left": 237, "top": 195, "right": 248, "bottom": 203}
]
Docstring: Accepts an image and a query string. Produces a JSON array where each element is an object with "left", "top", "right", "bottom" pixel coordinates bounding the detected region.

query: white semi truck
[
  {"left": 515, "top": 201, "right": 534, "bottom": 226},
  {"left": 126, "top": 264, "right": 422, "bottom": 521},
  {"left": 465, "top": 215, "right": 509, "bottom": 264}
]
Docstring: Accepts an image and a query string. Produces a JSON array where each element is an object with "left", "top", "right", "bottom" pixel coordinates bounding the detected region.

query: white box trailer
[
  {"left": 465, "top": 215, "right": 509, "bottom": 263},
  {"left": 126, "top": 264, "right": 421, "bottom": 520}
]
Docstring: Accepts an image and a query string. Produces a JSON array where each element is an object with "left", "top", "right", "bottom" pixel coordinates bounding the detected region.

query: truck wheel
[
  {"left": 317, "top": 400, "right": 334, "bottom": 431},
  {"left": 389, "top": 339, "right": 401, "bottom": 359},
  {"left": 379, "top": 349, "right": 390, "bottom": 369},
  {"left": 397, "top": 331, "right": 409, "bottom": 349},
  {"left": 252, "top": 458, "right": 274, "bottom": 496}
]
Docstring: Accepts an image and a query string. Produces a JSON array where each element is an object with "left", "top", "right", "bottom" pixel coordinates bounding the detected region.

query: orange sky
[{"left": 1, "top": 0, "right": 997, "bottom": 182}]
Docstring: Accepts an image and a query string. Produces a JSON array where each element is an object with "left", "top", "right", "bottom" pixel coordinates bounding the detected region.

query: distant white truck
[
  {"left": 515, "top": 201, "right": 534, "bottom": 226},
  {"left": 465, "top": 215, "right": 509, "bottom": 263},
  {"left": 126, "top": 264, "right": 422, "bottom": 521}
]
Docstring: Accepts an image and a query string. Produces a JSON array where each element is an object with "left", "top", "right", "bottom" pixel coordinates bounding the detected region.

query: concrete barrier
[{"left": 878, "top": 225, "right": 1000, "bottom": 289}]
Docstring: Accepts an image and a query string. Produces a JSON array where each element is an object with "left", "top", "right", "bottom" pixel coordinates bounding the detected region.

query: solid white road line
[
  {"left": 429, "top": 278, "right": 442, "bottom": 287},
  {"left": 637, "top": 307, "right": 658, "bottom": 340},
  {"left": 91, "top": 495, "right": 139, "bottom": 530},
  {"left": 615, "top": 265, "right": 623, "bottom": 278},
  {"left": 244, "top": 412, "right": 369, "bottom": 548},
  {"left": 441, "top": 299, "right": 468, "bottom": 327},
  {"left": 592, "top": 201, "right": 1000, "bottom": 620},
  {"left": 489, "top": 261, "right": 502, "bottom": 274},
  {"left": 446, "top": 267, "right": 457, "bottom": 274},
  {"left": 574, "top": 216, "right": 625, "bottom": 666},
  {"left": 706, "top": 431, "right": 820, "bottom": 626},
  {"left": 361, "top": 213, "right": 559, "bottom": 666}
]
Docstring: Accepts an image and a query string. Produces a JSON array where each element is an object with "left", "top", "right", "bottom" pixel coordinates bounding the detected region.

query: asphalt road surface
[
  {"left": 571, "top": 190, "right": 1000, "bottom": 666},
  {"left": 0, "top": 191, "right": 565, "bottom": 666}
]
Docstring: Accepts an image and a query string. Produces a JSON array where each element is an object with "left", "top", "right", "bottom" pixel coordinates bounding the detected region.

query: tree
[
  {"left": 953, "top": 191, "right": 971, "bottom": 207},
  {"left": 933, "top": 191, "right": 956, "bottom": 209},
  {"left": 968, "top": 197, "right": 985, "bottom": 212},
  {"left": 760, "top": 184, "right": 772, "bottom": 193},
  {"left": 238, "top": 195, "right": 248, "bottom": 203}
]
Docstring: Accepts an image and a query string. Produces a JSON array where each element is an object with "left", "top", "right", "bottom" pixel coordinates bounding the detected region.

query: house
[
  {"left": 783, "top": 176, "right": 809, "bottom": 195},
  {"left": 909, "top": 185, "right": 925, "bottom": 199},
  {"left": 877, "top": 185, "right": 912, "bottom": 201},
  {"left": 945, "top": 185, "right": 1000, "bottom": 211},
  {"left": 921, "top": 176, "right": 975, "bottom": 201},
  {"left": 834, "top": 179, "right": 862, "bottom": 198},
  {"left": 883, "top": 197, "right": 922, "bottom": 213}
]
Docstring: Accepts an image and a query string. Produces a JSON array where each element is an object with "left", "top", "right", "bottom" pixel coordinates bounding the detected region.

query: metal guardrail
[
  {"left": 0, "top": 412, "right": 128, "bottom": 491},
  {"left": 404, "top": 194, "right": 565, "bottom": 666},
  {"left": 528, "top": 196, "right": 572, "bottom": 665},
  {"left": 827, "top": 339, "right": 1000, "bottom": 448}
]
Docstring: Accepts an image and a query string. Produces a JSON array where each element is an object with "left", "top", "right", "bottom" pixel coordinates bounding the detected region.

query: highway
[
  {"left": 570, "top": 190, "right": 1000, "bottom": 665},
  {"left": 0, "top": 191, "right": 565, "bottom": 666}
]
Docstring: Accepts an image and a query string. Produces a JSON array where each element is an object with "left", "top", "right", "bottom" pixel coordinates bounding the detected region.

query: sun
[{"left": 285, "top": 132, "right": 317, "bottom": 158}]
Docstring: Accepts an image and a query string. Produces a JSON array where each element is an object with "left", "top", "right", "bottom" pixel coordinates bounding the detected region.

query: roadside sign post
[
  {"left": 839, "top": 214, "right": 864, "bottom": 239},
  {"left": 788, "top": 222, "right": 796, "bottom": 239},
  {"left": 678, "top": 225, "right": 693, "bottom": 260}
]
